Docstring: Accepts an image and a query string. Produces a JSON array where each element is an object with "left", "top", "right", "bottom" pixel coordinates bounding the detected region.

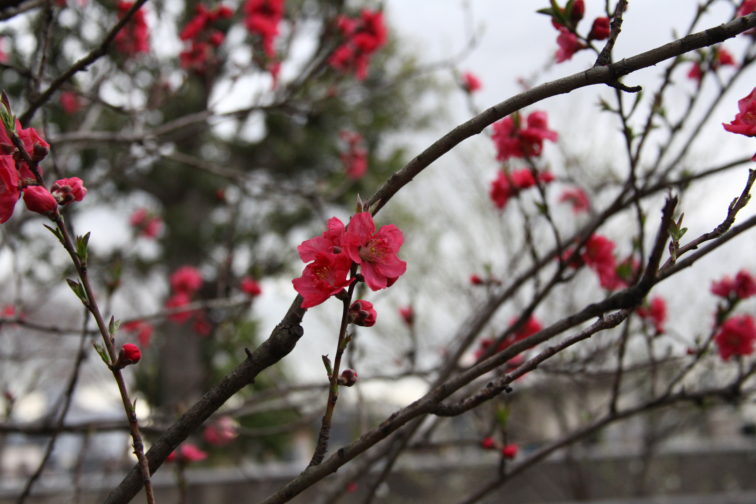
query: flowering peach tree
[{"left": 0, "top": 1, "right": 755, "bottom": 503}]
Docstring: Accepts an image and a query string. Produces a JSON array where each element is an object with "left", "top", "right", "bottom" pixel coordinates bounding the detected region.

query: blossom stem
[
  {"left": 51, "top": 214, "right": 156, "bottom": 503},
  {"left": 308, "top": 276, "right": 357, "bottom": 467}
]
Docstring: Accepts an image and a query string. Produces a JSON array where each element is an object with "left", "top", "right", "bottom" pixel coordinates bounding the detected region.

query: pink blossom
[
  {"left": 244, "top": 0, "right": 285, "bottom": 58},
  {"left": 636, "top": 296, "right": 667, "bottom": 334},
  {"left": 328, "top": 9, "right": 387, "bottom": 80},
  {"left": 129, "top": 208, "right": 162, "bottom": 238},
  {"left": 715, "top": 47, "right": 737, "bottom": 68},
  {"left": 122, "top": 320, "right": 154, "bottom": 347},
  {"left": 59, "top": 92, "right": 81, "bottom": 115},
  {"left": 342, "top": 212, "right": 406, "bottom": 290},
  {"left": 339, "top": 131, "right": 368, "bottom": 180},
  {"left": 489, "top": 171, "right": 512, "bottom": 209},
  {"left": 0, "top": 156, "right": 20, "bottom": 223},
  {"left": 192, "top": 313, "right": 212, "bottom": 336},
  {"left": 733, "top": 270, "right": 756, "bottom": 299},
  {"left": 511, "top": 315, "right": 542, "bottom": 341},
  {"left": 165, "top": 292, "right": 194, "bottom": 323},
  {"left": 203, "top": 416, "right": 238, "bottom": 446},
  {"left": 723, "top": 88, "right": 756, "bottom": 137},
  {"left": 555, "top": 28, "right": 583, "bottom": 63},
  {"left": 399, "top": 306, "right": 414, "bottom": 326},
  {"left": 738, "top": 0, "right": 756, "bottom": 15},
  {"left": 711, "top": 270, "right": 756, "bottom": 299},
  {"left": 168, "top": 443, "right": 208, "bottom": 463},
  {"left": 582, "top": 235, "right": 623, "bottom": 290},
  {"left": 170, "top": 266, "right": 203, "bottom": 295},
  {"left": 114, "top": 1, "right": 150, "bottom": 57},
  {"left": 509, "top": 168, "right": 536, "bottom": 189},
  {"left": 559, "top": 187, "right": 590, "bottom": 213},
  {"left": 292, "top": 252, "right": 353, "bottom": 308},
  {"left": 715, "top": 315, "right": 756, "bottom": 360},
  {"left": 687, "top": 62, "right": 703, "bottom": 83},
  {"left": 462, "top": 72, "right": 482, "bottom": 93},
  {"left": 50, "top": 177, "right": 87, "bottom": 205},
  {"left": 23, "top": 186, "right": 57, "bottom": 215},
  {"left": 240, "top": 277, "right": 262, "bottom": 297},
  {"left": 492, "top": 111, "right": 558, "bottom": 161}
]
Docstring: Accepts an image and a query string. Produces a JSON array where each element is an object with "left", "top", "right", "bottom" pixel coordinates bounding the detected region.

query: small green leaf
[
  {"left": 108, "top": 316, "right": 121, "bottom": 336},
  {"left": 93, "top": 342, "right": 111, "bottom": 366},
  {"left": 66, "top": 278, "right": 88, "bottom": 304},
  {"left": 76, "top": 232, "right": 90, "bottom": 263},
  {"left": 495, "top": 405, "right": 509, "bottom": 428},
  {"left": 43, "top": 224, "right": 65, "bottom": 246}
]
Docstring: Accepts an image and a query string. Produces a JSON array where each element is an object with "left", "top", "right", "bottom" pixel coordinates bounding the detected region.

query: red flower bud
[
  {"left": 589, "top": 17, "right": 611, "bottom": 40},
  {"left": 23, "top": 186, "right": 58, "bottom": 215},
  {"left": 501, "top": 443, "right": 518, "bottom": 459},
  {"left": 348, "top": 300, "right": 377, "bottom": 327},
  {"left": 338, "top": 368, "right": 358, "bottom": 387},
  {"left": 114, "top": 343, "right": 142, "bottom": 369},
  {"left": 480, "top": 437, "right": 496, "bottom": 450}
]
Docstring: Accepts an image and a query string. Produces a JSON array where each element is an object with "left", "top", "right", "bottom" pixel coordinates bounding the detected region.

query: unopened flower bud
[
  {"left": 338, "top": 368, "right": 358, "bottom": 387},
  {"left": 480, "top": 437, "right": 496, "bottom": 450},
  {"left": 23, "top": 186, "right": 58, "bottom": 215},
  {"left": 32, "top": 143, "right": 49, "bottom": 162},
  {"left": 113, "top": 343, "right": 142, "bottom": 369},
  {"left": 348, "top": 300, "right": 377, "bottom": 327},
  {"left": 501, "top": 443, "right": 518, "bottom": 459}
]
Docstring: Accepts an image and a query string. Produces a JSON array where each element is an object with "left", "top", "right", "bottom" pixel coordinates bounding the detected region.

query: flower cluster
[
  {"left": 480, "top": 437, "right": 518, "bottom": 459},
  {"left": 122, "top": 320, "right": 154, "bottom": 347},
  {"left": 489, "top": 168, "right": 554, "bottom": 210},
  {"left": 339, "top": 131, "right": 368, "bottom": 180},
  {"left": 723, "top": 88, "right": 756, "bottom": 138},
  {"left": 473, "top": 315, "right": 542, "bottom": 361},
  {"left": 715, "top": 315, "right": 756, "bottom": 361},
  {"left": 688, "top": 46, "right": 737, "bottom": 83},
  {"left": 0, "top": 121, "right": 86, "bottom": 222},
  {"left": 711, "top": 270, "right": 756, "bottom": 301},
  {"left": 292, "top": 212, "right": 406, "bottom": 308},
  {"left": 179, "top": 4, "right": 234, "bottom": 73},
  {"left": 113, "top": 1, "right": 150, "bottom": 57},
  {"left": 636, "top": 296, "right": 667, "bottom": 334},
  {"left": 165, "top": 266, "right": 211, "bottom": 335},
  {"left": 491, "top": 111, "right": 558, "bottom": 161},
  {"left": 563, "top": 235, "right": 631, "bottom": 291},
  {"left": 328, "top": 9, "right": 387, "bottom": 80},
  {"left": 129, "top": 208, "right": 162, "bottom": 239},
  {"left": 244, "top": 0, "right": 284, "bottom": 59},
  {"left": 542, "top": 0, "right": 614, "bottom": 63}
]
